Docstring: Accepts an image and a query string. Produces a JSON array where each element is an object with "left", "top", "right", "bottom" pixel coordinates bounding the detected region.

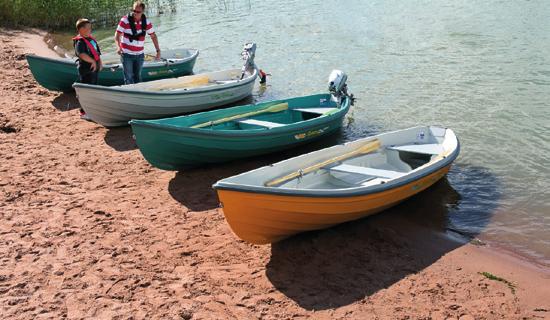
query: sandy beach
[{"left": 1, "top": 29, "right": 550, "bottom": 319}]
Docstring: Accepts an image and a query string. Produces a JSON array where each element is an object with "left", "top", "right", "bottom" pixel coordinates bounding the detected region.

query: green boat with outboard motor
[{"left": 129, "top": 70, "right": 354, "bottom": 170}]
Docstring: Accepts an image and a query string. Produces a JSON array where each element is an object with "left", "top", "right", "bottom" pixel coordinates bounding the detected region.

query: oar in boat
[
  {"left": 144, "top": 53, "right": 169, "bottom": 62},
  {"left": 265, "top": 139, "right": 382, "bottom": 187},
  {"left": 191, "top": 103, "right": 289, "bottom": 129},
  {"left": 149, "top": 75, "right": 210, "bottom": 91}
]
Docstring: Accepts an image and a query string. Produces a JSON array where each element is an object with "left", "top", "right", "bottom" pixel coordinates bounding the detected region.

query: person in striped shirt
[{"left": 114, "top": 0, "right": 161, "bottom": 84}]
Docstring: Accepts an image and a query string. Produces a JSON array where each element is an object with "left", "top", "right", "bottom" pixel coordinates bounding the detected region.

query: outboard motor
[
  {"left": 328, "top": 70, "right": 354, "bottom": 105},
  {"left": 241, "top": 42, "right": 257, "bottom": 79}
]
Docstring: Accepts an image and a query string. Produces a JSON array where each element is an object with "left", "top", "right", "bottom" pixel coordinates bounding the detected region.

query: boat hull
[
  {"left": 132, "top": 117, "right": 344, "bottom": 170},
  {"left": 26, "top": 51, "right": 198, "bottom": 92},
  {"left": 216, "top": 164, "right": 451, "bottom": 244},
  {"left": 130, "top": 94, "right": 350, "bottom": 170},
  {"left": 74, "top": 71, "right": 256, "bottom": 127}
]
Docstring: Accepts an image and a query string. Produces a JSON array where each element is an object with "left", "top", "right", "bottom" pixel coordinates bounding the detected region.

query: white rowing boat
[{"left": 73, "top": 43, "right": 259, "bottom": 127}]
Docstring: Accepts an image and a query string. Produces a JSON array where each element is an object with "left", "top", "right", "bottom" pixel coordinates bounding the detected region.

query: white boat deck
[
  {"left": 293, "top": 108, "right": 337, "bottom": 115},
  {"left": 238, "top": 119, "right": 285, "bottom": 129},
  {"left": 328, "top": 164, "right": 406, "bottom": 179},
  {"left": 387, "top": 143, "right": 443, "bottom": 155}
]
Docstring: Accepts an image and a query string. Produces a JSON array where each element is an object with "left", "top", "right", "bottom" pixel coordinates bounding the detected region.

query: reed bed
[{"left": 0, "top": 0, "right": 179, "bottom": 30}]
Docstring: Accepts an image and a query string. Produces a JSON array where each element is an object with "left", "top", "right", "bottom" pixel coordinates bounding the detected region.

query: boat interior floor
[
  {"left": 220, "top": 106, "right": 339, "bottom": 131},
  {"left": 278, "top": 146, "right": 436, "bottom": 190}
]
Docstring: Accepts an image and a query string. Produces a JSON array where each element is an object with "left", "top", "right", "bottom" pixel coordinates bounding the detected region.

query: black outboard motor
[
  {"left": 240, "top": 42, "right": 269, "bottom": 84},
  {"left": 241, "top": 42, "right": 257, "bottom": 79},
  {"left": 328, "top": 70, "right": 354, "bottom": 105}
]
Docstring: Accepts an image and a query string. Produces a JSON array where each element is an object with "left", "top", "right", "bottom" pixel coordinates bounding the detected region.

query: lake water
[{"left": 95, "top": 0, "right": 550, "bottom": 265}]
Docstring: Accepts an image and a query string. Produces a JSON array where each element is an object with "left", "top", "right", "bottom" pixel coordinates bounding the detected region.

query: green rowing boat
[
  {"left": 130, "top": 70, "right": 354, "bottom": 170},
  {"left": 26, "top": 48, "right": 198, "bottom": 92}
]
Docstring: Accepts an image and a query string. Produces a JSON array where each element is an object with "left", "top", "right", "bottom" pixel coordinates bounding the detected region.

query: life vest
[
  {"left": 127, "top": 13, "right": 147, "bottom": 42},
  {"left": 72, "top": 35, "right": 100, "bottom": 61}
]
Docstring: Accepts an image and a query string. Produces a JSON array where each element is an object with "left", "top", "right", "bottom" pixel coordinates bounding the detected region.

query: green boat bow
[{"left": 26, "top": 48, "right": 199, "bottom": 92}]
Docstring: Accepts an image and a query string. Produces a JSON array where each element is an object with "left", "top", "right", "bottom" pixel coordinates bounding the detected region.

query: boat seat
[
  {"left": 387, "top": 143, "right": 443, "bottom": 155},
  {"left": 237, "top": 119, "right": 285, "bottom": 129},
  {"left": 214, "top": 80, "right": 239, "bottom": 84},
  {"left": 327, "top": 164, "right": 406, "bottom": 179},
  {"left": 293, "top": 108, "right": 337, "bottom": 115}
]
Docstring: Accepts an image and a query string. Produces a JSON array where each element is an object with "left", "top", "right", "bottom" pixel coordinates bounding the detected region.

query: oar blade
[{"left": 266, "top": 103, "right": 289, "bottom": 113}]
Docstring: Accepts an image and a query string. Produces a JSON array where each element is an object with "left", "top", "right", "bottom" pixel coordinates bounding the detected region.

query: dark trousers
[
  {"left": 78, "top": 70, "right": 98, "bottom": 85},
  {"left": 121, "top": 53, "right": 145, "bottom": 84}
]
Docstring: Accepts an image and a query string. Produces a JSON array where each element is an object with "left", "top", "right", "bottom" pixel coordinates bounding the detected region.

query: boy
[
  {"left": 73, "top": 18, "right": 102, "bottom": 119},
  {"left": 114, "top": 0, "right": 161, "bottom": 84}
]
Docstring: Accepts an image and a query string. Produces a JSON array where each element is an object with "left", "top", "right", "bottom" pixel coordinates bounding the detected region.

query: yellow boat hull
[{"left": 217, "top": 164, "right": 452, "bottom": 244}]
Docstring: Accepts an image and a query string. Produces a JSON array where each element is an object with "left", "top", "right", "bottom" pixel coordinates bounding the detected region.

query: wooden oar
[
  {"left": 265, "top": 139, "right": 381, "bottom": 187},
  {"left": 144, "top": 53, "right": 164, "bottom": 61},
  {"left": 191, "top": 103, "right": 289, "bottom": 129},
  {"left": 149, "top": 75, "right": 210, "bottom": 91}
]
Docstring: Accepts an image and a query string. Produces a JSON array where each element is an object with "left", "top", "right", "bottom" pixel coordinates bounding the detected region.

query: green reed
[{"left": 0, "top": 0, "right": 179, "bottom": 30}]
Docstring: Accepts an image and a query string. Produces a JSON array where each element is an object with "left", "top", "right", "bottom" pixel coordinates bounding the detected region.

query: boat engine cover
[
  {"left": 328, "top": 70, "right": 348, "bottom": 95},
  {"left": 242, "top": 43, "right": 257, "bottom": 71}
]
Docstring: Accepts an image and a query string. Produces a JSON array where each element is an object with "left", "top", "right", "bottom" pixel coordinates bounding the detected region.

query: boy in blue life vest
[{"left": 73, "top": 18, "right": 102, "bottom": 120}]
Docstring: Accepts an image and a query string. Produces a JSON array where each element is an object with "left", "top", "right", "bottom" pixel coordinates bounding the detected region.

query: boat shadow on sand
[
  {"left": 265, "top": 164, "right": 501, "bottom": 310},
  {"left": 51, "top": 92, "right": 81, "bottom": 112},
  {"left": 104, "top": 127, "right": 138, "bottom": 152},
  {"left": 51, "top": 92, "right": 139, "bottom": 153},
  {"left": 167, "top": 132, "right": 344, "bottom": 212}
]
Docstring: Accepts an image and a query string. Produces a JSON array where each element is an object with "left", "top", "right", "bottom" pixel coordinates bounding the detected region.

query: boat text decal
[
  {"left": 211, "top": 92, "right": 236, "bottom": 100},
  {"left": 294, "top": 126, "right": 330, "bottom": 140},
  {"left": 147, "top": 69, "right": 176, "bottom": 76}
]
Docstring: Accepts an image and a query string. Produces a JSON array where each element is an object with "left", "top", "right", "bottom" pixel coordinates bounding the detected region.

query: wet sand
[{"left": 1, "top": 29, "right": 550, "bottom": 319}]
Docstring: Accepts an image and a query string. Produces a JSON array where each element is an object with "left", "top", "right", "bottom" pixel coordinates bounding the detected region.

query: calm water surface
[{"left": 97, "top": 0, "right": 550, "bottom": 264}]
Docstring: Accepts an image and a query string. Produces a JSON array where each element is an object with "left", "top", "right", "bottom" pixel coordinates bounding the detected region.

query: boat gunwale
[
  {"left": 72, "top": 67, "right": 257, "bottom": 95},
  {"left": 212, "top": 129, "right": 460, "bottom": 198},
  {"left": 128, "top": 94, "right": 351, "bottom": 137},
  {"left": 26, "top": 48, "right": 199, "bottom": 69}
]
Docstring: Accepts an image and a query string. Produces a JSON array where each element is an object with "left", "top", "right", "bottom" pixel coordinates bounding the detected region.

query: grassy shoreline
[
  {"left": 3, "top": 1, "right": 180, "bottom": 58},
  {"left": 1, "top": 0, "right": 178, "bottom": 30},
  {"left": 1, "top": 1, "right": 129, "bottom": 30}
]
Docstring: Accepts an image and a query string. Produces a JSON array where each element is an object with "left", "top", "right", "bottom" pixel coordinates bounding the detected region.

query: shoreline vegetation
[
  {"left": 1, "top": 0, "right": 179, "bottom": 30},
  {"left": 2, "top": 0, "right": 181, "bottom": 57}
]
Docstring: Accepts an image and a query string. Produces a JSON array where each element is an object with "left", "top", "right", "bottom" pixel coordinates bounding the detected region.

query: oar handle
[
  {"left": 149, "top": 75, "right": 210, "bottom": 91},
  {"left": 145, "top": 53, "right": 168, "bottom": 63}
]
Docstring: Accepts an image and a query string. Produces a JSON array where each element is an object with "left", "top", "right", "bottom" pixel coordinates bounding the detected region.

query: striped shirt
[{"left": 116, "top": 15, "right": 155, "bottom": 55}]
